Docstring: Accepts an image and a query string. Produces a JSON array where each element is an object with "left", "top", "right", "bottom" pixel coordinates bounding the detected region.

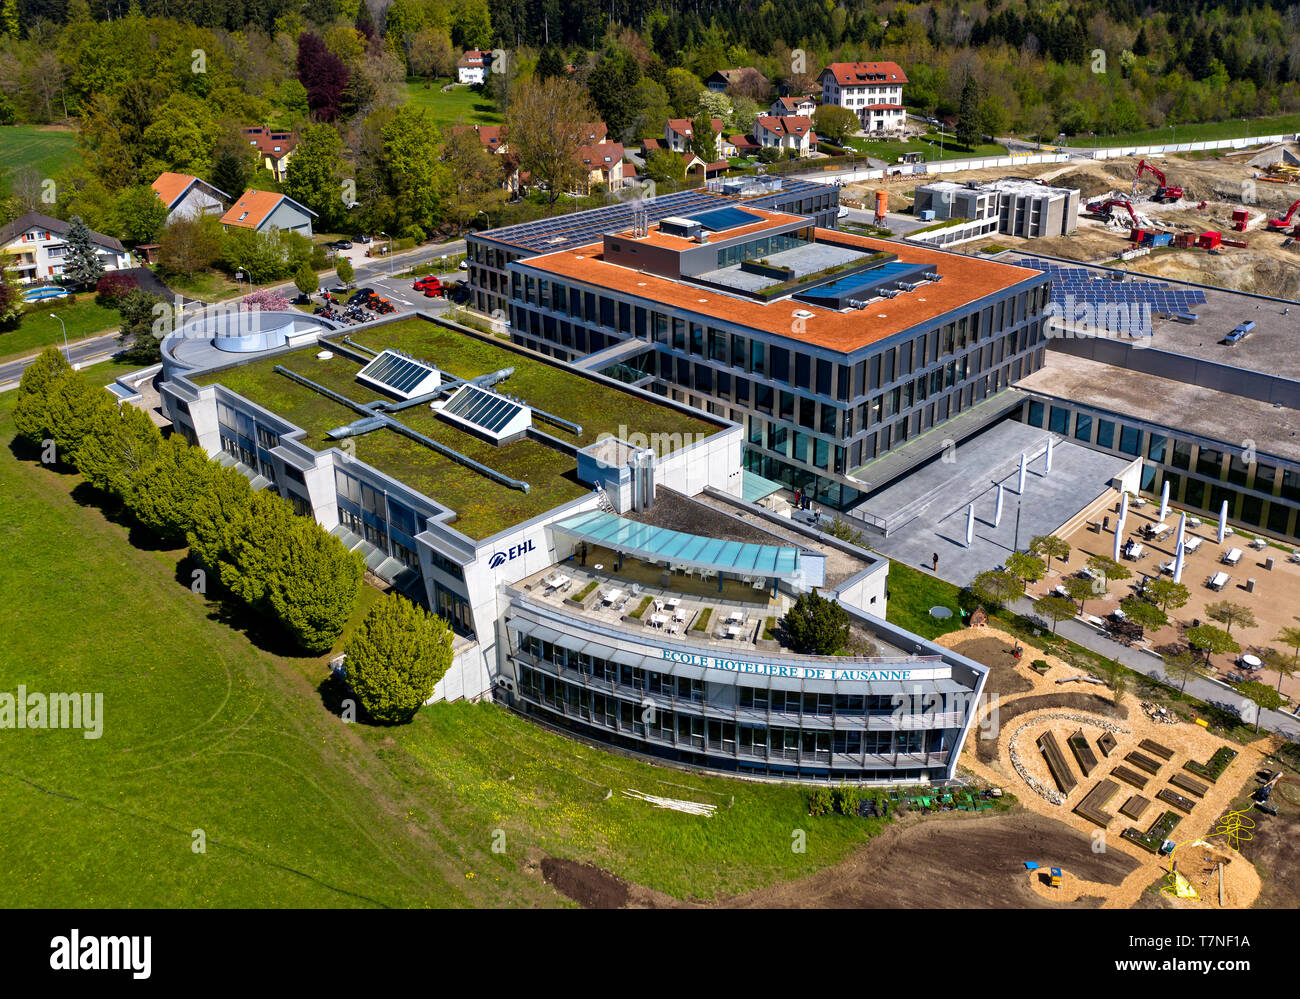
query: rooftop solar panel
[
  {"left": 356, "top": 349, "right": 440, "bottom": 398},
  {"left": 686, "top": 206, "right": 759, "bottom": 231},
  {"left": 440, "top": 383, "right": 530, "bottom": 439}
]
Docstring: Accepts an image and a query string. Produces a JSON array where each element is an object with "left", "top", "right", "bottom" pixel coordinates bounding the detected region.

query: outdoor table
[
  {"left": 728, "top": 610, "right": 745, "bottom": 623},
  {"left": 1240, "top": 654, "right": 1262, "bottom": 670},
  {"left": 726, "top": 625, "right": 742, "bottom": 638},
  {"left": 650, "top": 614, "right": 668, "bottom": 628},
  {"left": 1223, "top": 548, "right": 1243, "bottom": 565},
  {"left": 673, "top": 608, "right": 686, "bottom": 621},
  {"left": 550, "top": 573, "right": 571, "bottom": 589},
  {"left": 604, "top": 588, "right": 626, "bottom": 604},
  {"left": 1209, "top": 571, "right": 1230, "bottom": 590}
]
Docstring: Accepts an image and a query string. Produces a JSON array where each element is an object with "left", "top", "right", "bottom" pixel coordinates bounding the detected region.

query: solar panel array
[
  {"left": 687, "top": 206, "right": 760, "bottom": 232},
  {"left": 356, "top": 350, "right": 438, "bottom": 396},
  {"left": 478, "top": 180, "right": 826, "bottom": 254},
  {"left": 1011, "top": 257, "right": 1207, "bottom": 338},
  {"left": 442, "top": 384, "right": 527, "bottom": 436}
]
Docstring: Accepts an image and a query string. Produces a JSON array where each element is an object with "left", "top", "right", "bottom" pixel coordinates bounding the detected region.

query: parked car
[
  {"left": 328, "top": 239, "right": 352, "bottom": 250},
  {"left": 837, "top": 206, "right": 850, "bottom": 219},
  {"left": 353, "top": 235, "right": 372, "bottom": 244},
  {"left": 458, "top": 259, "right": 468, "bottom": 270}
]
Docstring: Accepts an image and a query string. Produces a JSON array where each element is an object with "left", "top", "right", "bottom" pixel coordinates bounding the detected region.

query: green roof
[{"left": 192, "top": 319, "right": 718, "bottom": 541}]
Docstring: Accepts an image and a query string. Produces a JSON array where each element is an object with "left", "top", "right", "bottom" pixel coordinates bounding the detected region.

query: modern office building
[
  {"left": 493, "top": 193, "right": 1052, "bottom": 511},
  {"left": 464, "top": 178, "right": 842, "bottom": 318},
  {"left": 911, "top": 178, "right": 1081, "bottom": 246},
  {"left": 152, "top": 308, "right": 988, "bottom": 783}
]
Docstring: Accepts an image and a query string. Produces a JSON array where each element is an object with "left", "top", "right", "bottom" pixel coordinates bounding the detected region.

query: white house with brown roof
[
  {"left": 0, "top": 212, "right": 132, "bottom": 283},
  {"left": 241, "top": 126, "right": 299, "bottom": 182},
  {"left": 665, "top": 118, "right": 724, "bottom": 160},
  {"left": 458, "top": 49, "right": 489, "bottom": 85},
  {"left": 220, "top": 190, "right": 316, "bottom": 238},
  {"left": 818, "top": 61, "right": 908, "bottom": 131},
  {"left": 151, "top": 173, "right": 230, "bottom": 225},
  {"left": 754, "top": 115, "right": 817, "bottom": 156},
  {"left": 770, "top": 96, "right": 817, "bottom": 118},
  {"left": 576, "top": 141, "right": 626, "bottom": 193}
]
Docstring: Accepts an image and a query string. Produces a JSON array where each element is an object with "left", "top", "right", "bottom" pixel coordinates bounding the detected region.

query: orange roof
[
  {"left": 152, "top": 172, "right": 197, "bottom": 209},
  {"left": 520, "top": 228, "right": 1041, "bottom": 354},
  {"left": 221, "top": 189, "right": 290, "bottom": 229},
  {"left": 821, "top": 61, "right": 908, "bottom": 85}
]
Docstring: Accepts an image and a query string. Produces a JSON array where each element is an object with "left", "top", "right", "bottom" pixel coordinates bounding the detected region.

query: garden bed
[
  {"left": 1122, "top": 810, "right": 1182, "bottom": 853},
  {"left": 1185, "top": 746, "right": 1238, "bottom": 782}
]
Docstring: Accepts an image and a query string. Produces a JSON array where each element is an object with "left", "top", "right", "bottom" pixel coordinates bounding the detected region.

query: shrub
[
  {"left": 343, "top": 593, "right": 454, "bottom": 723},
  {"left": 808, "top": 787, "right": 833, "bottom": 816},
  {"left": 95, "top": 272, "right": 140, "bottom": 308},
  {"left": 241, "top": 288, "right": 292, "bottom": 312},
  {"left": 833, "top": 786, "right": 861, "bottom": 816},
  {"left": 402, "top": 224, "right": 426, "bottom": 244},
  {"left": 782, "top": 589, "right": 849, "bottom": 655}
]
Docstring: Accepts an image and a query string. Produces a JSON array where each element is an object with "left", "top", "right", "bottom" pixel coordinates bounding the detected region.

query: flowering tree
[{"left": 242, "top": 288, "right": 292, "bottom": 312}]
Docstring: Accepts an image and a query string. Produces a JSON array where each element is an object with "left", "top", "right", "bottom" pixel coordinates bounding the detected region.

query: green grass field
[
  {"left": 1079, "top": 113, "right": 1300, "bottom": 149},
  {"left": 0, "top": 124, "right": 81, "bottom": 182},
  {"left": 403, "top": 77, "right": 502, "bottom": 130},
  {"left": 0, "top": 372, "right": 881, "bottom": 906},
  {"left": 0, "top": 300, "right": 122, "bottom": 364},
  {"left": 847, "top": 133, "right": 1006, "bottom": 164},
  {"left": 883, "top": 560, "right": 966, "bottom": 641}
]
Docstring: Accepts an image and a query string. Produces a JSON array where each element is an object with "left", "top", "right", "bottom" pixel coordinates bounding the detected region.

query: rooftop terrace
[{"left": 191, "top": 318, "right": 718, "bottom": 541}]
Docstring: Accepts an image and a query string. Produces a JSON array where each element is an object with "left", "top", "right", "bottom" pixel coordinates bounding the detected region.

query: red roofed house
[
  {"left": 220, "top": 190, "right": 317, "bottom": 238},
  {"left": 754, "top": 115, "right": 817, "bottom": 156},
  {"left": 665, "top": 118, "right": 724, "bottom": 160},
  {"left": 241, "top": 126, "right": 298, "bottom": 183},
  {"left": 818, "top": 61, "right": 908, "bottom": 132},
  {"left": 771, "top": 96, "right": 817, "bottom": 118},
  {"left": 576, "top": 141, "right": 627, "bottom": 193},
  {"left": 458, "top": 49, "right": 490, "bottom": 85},
  {"left": 151, "top": 173, "right": 230, "bottom": 225}
]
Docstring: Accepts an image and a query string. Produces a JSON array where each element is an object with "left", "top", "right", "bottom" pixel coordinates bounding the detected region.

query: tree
[
  {"left": 450, "top": 0, "right": 493, "bottom": 50},
  {"left": 297, "top": 31, "right": 351, "bottom": 121},
  {"left": 0, "top": 266, "right": 23, "bottom": 331},
  {"left": 970, "top": 568, "right": 1024, "bottom": 609},
  {"left": 42, "top": 368, "right": 115, "bottom": 470},
  {"left": 1238, "top": 680, "right": 1283, "bottom": 733},
  {"left": 1204, "top": 600, "right": 1256, "bottom": 636},
  {"left": 1143, "top": 578, "right": 1190, "bottom": 614},
  {"left": 157, "top": 214, "right": 224, "bottom": 280},
  {"left": 63, "top": 216, "right": 105, "bottom": 288},
  {"left": 75, "top": 399, "right": 163, "bottom": 497},
  {"left": 284, "top": 123, "right": 348, "bottom": 230},
  {"left": 507, "top": 76, "right": 597, "bottom": 203},
  {"left": 211, "top": 139, "right": 252, "bottom": 201},
  {"left": 336, "top": 256, "right": 354, "bottom": 285},
  {"left": 114, "top": 184, "right": 169, "bottom": 244},
  {"left": 729, "top": 95, "right": 759, "bottom": 136},
  {"left": 1101, "top": 659, "right": 1129, "bottom": 705},
  {"left": 409, "top": 27, "right": 455, "bottom": 84},
  {"left": 343, "top": 593, "right": 454, "bottom": 723},
  {"left": 1036, "top": 594, "right": 1077, "bottom": 635},
  {"left": 956, "top": 73, "right": 981, "bottom": 149},
  {"left": 1186, "top": 623, "right": 1240, "bottom": 668},
  {"left": 1065, "top": 575, "right": 1099, "bottom": 615},
  {"left": 1163, "top": 647, "right": 1207, "bottom": 693},
  {"left": 294, "top": 260, "right": 318, "bottom": 296},
  {"left": 441, "top": 124, "right": 507, "bottom": 230},
  {"left": 116, "top": 288, "right": 165, "bottom": 365},
  {"left": 813, "top": 104, "right": 859, "bottom": 146},
  {"left": 1086, "top": 555, "right": 1131, "bottom": 587},
  {"left": 355, "top": 0, "right": 377, "bottom": 42},
  {"left": 1005, "top": 551, "right": 1047, "bottom": 587},
  {"left": 128, "top": 435, "right": 216, "bottom": 545},
  {"left": 11, "top": 347, "right": 72, "bottom": 447},
  {"left": 664, "top": 67, "right": 704, "bottom": 118},
  {"left": 1119, "top": 596, "right": 1167, "bottom": 638},
  {"left": 266, "top": 518, "right": 364, "bottom": 654},
  {"left": 536, "top": 45, "right": 567, "bottom": 82},
  {"left": 587, "top": 48, "right": 642, "bottom": 142},
  {"left": 689, "top": 109, "right": 718, "bottom": 161},
  {"left": 186, "top": 465, "right": 257, "bottom": 585},
  {"left": 1274, "top": 626, "right": 1300, "bottom": 691},
  {"left": 643, "top": 148, "right": 687, "bottom": 185},
  {"left": 1029, "top": 534, "right": 1070, "bottom": 571},
  {"left": 782, "top": 589, "right": 849, "bottom": 655},
  {"left": 631, "top": 77, "right": 672, "bottom": 139},
  {"left": 377, "top": 106, "right": 452, "bottom": 232}
]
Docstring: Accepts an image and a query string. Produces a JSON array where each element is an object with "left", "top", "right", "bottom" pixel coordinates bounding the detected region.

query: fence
[
  {"left": 791, "top": 152, "right": 1070, "bottom": 186},
  {"left": 1089, "top": 132, "right": 1298, "bottom": 160}
]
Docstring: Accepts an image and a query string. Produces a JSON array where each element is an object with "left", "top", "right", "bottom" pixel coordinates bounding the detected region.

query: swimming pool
[{"left": 22, "top": 286, "right": 69, "bottom": 302}]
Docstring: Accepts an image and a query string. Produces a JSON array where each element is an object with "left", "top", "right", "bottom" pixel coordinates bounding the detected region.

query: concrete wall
[{"left": 1090, "top": 133, "right": 1297, "bottom": 160}]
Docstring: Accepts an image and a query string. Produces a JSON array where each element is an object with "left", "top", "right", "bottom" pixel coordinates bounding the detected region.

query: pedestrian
[{"left": 932, "top": 552, "right": 939, "bottom": 572}]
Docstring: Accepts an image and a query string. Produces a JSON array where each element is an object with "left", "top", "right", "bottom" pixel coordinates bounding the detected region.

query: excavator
[
  {"left": 1133, "top": 159, "right": 1184, "bottom": 202},
  {"left": 1086, "top": 198, "right": 1140, "bottom": 226},
  {"left": 1265, "top": 200, "right": 1300, "bottom": 232}
]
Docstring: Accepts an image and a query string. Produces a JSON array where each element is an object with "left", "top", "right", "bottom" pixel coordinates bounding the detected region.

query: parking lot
[{"left": 304, "top": 237, "right": 470, "bottom": 327}]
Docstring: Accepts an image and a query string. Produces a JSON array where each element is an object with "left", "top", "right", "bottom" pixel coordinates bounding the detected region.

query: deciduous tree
[
  {"left": 506, "top": 75, "right": 596, "bottom": 203},
  {"left": 344, "top": 593, "right": 454, "bottom": 723}
]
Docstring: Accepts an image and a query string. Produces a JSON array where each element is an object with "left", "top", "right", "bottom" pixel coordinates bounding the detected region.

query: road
[{"left": 0, "top": 331, "right": 125, "bottom": 393}]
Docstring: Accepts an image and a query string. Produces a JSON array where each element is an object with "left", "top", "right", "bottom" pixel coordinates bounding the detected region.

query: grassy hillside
[
  {"left": 403, "top": 77, "right": 502, "bottom": 130},
  {"left": 0, "top": 124, "right": 81, "bottom": 181}
]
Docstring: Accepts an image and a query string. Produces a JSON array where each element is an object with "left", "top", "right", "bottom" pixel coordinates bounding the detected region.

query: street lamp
[{"left": 50, "top": 313, "right": 68, "bottom": 360}]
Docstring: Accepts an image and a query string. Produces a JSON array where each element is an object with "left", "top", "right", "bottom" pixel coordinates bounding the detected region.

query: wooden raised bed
[
  {"left": 1157, "top": 788, "right": 1198, "bottom": 813},
  {"left": 1126, "top": 751, "right": 1163, "bottom": 776},
  {"left": 1169, "top": 772, "right": 1209, "bottom": 798},
  {"left": 1138, "top": 739, "right": 1174, "bottom": 761},
  {"left": 1111, "top": 765, "right": 1149, "bottom": 789},
  {"left": 1122, "top": 810, "right": 1182, "bottom": 853},
  {"left": 1097, "top": 732, "right": 1118, "bottom": 757},
  {"left": 1037, "top": 730, "right": 1078, "bottom": 795},
  {"left": 1068, "top": 729, "right": 1099, "bottom": 777},
  {"left": 1120, "top": 795, "right": 1151, "bottom": 820},
  {"left": 1074, "top": 778, "right": 1120, "bottom": 827},
  {"left": 1185, "top": 747, "right": 1239, "bottom": 783}
]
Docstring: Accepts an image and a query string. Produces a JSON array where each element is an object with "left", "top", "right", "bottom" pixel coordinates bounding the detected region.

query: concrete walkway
[{"left": 1007, "top": 594, "right": 1300, "bottom": 742}]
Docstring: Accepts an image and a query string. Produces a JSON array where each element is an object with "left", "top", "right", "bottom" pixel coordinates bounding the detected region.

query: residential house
[
  {"left": 754, "top": 115, "right": 817, "bottom": 156},
  {"left": 220, "top": 190, "right": 317, "bottom": 238},
  {"left": 818, "top": 61, "right": 908, "bottom": 132},
  {"left": 241, "top": 126, "right": 299, "bottom": 183},
  {"left": 458, "top": 50, "right": 490, "bottom": 85},
  {"left": 0, "top": 211, "right": 132, "bottom": 284},
  {"left": 770, "top": 96, "right": 817, "bottom": 118},
  {"left": 151, "top": 172, "right": 230, "bottom": 225},
  {"left": 706, "top": 67, "right": 770, "bottom": 97},
  {"left": 665, "top": 118, "right": 724, "bottom": 161},
  {"left": 450, "top": 123, "right": 518, "bottom": 193},
  {"left": 576, "top": 141, "right": 626, "bottom": 193},
  {"left": 726, "top": 134, "right": 761, "bottom": 157}
]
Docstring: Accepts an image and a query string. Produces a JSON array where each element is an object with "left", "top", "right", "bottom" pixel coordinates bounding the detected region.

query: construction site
[{"left": 849, "top": 142, "right": 1300, "bottom": 299}]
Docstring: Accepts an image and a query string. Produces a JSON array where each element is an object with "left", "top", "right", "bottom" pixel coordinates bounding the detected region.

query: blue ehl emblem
[{"left": 490, "top": 539, "right": 535, "bottom": 569}]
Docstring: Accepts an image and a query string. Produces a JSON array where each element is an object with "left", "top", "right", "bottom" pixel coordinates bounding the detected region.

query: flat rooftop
[
  {"left": 1003, "top": 251, "right": 1300, "bottom": 378},
  {"left": 1018, "top": 352, "right": 1300, "bottom": 463},
  {"left": 523, "top": 230, "right": 1042, "bottom": 354},
  {"left": 608, "top": 206, "right": 808, "bottom": 250},
  {"left": 191, "top": 319, "right": 718, "bottom": 541}
]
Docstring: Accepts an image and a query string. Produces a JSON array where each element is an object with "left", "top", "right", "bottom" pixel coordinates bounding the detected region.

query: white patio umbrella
[
  {"left": 1159, "top": 479, "right": 1170, "bottom": 523},
  {"left": 1113, "top": 521, "right": 1123, "bottom": 561},
  {"left": 1119, "top": 491, "right": 1129, "bottom": 521},
  {"left": 1175, "top": 511, "right": 1186, "bottom": 552},
  {"left": 1173, "top": 540, "right": 1185, "bottom": 584},
  {"left": 1017, "top": 453, "right": 1027, "bottom": 494},
  {"left": 1045, "top": 437, "right": 1054, "bottom": 473},
  {"left": 994, "top": 483, "right": 1004, "bottom": 527},
  {"left": 1217, "top": 500, "right": 1228, "bottom": 543},
  {"left": 966, "top": 504, "right": 975, "bottom": 547}
]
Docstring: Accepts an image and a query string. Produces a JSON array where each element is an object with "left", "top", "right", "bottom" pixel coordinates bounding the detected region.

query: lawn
[
  {"left": 0, "top": 371, "right": 878, "bottom": 906},
  {"left": 403, "top": 77, "right": 502, "bottom": 130},
  {"left": 0, "top": 299, "right": 122, "bottom": 363},
  {"left": 1080, "top": 113, "right": 1300, "bottom": 149},
  {"left": 846, "top": 132, "right": 1007, "bottom": 164},
  {"left": 0, "top": 124, "right": 81, "bottom": 181},
  {"left": 884, "top": 560, "right": 967, "bottom": 641},
  {"left": 163, "top": 269, "right": 244, "bottom": 303},
  {"left": 193, "top": 318, "right": 717, "bottom": 540}
]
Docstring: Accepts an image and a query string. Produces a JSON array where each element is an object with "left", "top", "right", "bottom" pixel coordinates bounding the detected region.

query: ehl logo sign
[{"left": 489, "top": 539, "right": 536, "bottom": 569}]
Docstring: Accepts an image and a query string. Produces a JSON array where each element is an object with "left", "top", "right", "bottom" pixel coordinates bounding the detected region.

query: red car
[{"left": 412, "top": 275, "right": 440, "bottom": 289}]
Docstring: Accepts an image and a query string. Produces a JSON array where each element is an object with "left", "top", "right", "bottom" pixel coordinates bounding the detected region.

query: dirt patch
[
  {"left": 1235, "top": 776, "right": 1300, "bottom": 909},
  {"left": 977, "top": 691, "right": 1127, "bottom": 763},
  {"left": 949, "top": 635, "right": 1034, "bottom": 699},
  {"left": 720, "top": 810, "right": 1138, "bottom": 908},
  {"left": 540, "top": 857, "right": 630, "bottom": 909}
]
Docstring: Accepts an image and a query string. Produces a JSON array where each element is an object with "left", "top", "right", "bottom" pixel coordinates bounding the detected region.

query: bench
[
  {"left": 1157, "top": 788, "right": 1198, "bottom": 813},
  {"left": 1074, "top": 779, "right": 1120, "bottom": 828},
  {"left": 1120, "top": 795, "right": 1151, "bottom": 820},
  {"left": 1037, "top": 730, "right": 1078, "bottom": 796},
  {"left": 1126, "top": 751, "right": 1163, "bottom": 776},
  {"left": 1138, "top": 739, "right": 1174, "bottom": 761},
  {"left": 1111, "top": 765, "right": 1149, "bottom": 789},
  {"left": 1169, "top": 771, "right": 1209, "bottom": 798}
]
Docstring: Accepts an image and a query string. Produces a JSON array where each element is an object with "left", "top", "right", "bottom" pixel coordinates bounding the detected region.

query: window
[
  {"left": 1095, "top": 419, "right": 1115, "bottom": 450},
  {"left": 1147, "top": 433, "right": 1167, "bottom": 463},
  {"left": 1073, "top": 412, "right": 1091, "bottom": 442},
  {"left": 1048, "top": 406, "right": 1068, "bottom": 434}
]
